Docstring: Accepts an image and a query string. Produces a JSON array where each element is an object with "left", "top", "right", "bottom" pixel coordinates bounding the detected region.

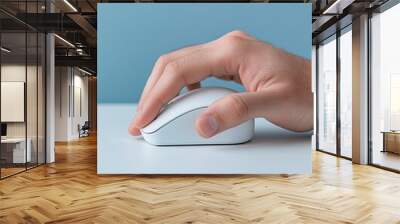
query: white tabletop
[
  {"left": 1, "top": 138, "right": 27, "bottom": 144},
  {"left": 98, "top": 103, "right": 312, "bottom": 174}
]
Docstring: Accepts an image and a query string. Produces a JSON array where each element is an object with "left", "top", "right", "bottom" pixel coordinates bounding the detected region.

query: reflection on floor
[
  {"left": 0, "top": 135, "right": 400, "bottom": 223},
  {"left": 341, "top": 147, "right": 352, "bottom": 158},
  {"left": 0, "top": 162, "right": 42, "bottom": 178},
  {"left": 0, "top": 167, "right": 25, "bottom": 177},
  {"left": 373, "top": 150, "right": 400, "bottom": 170}
]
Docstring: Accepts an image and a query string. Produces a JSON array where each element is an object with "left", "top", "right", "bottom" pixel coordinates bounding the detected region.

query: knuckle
[
  {"left": 219, "top": 35, "right": 246, "bottom": 60},
  {"left": 164, "top": 61, "right": 189, "bottom": 85},
  {"left": 155, "top": 54, "right": 170, "bottom": 68},
  {"left": 164, "top": 61, "right": 180, "bottom": 75},
  {"left": 226, "top": 94, "right": 249, "bottom": 119},
  {"left": 214, "top": 35, "right": 244, "bottom": 72},
  {"left": 220, "top": 35, "right": 242, "bottom": 50},
  {"left": 226, "top": 30, "right": 249, "bottom": 38}
]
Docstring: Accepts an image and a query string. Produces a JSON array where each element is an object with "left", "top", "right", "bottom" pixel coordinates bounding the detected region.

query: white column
[
  {"left": 46, "top": 33, "right": 55, "bottom": 163},
  {"left": 45, "top": 1, "right": 56, "bottom": 163},
  {"left": 352, "top": 14, "right": 369, "bottom": 164}
]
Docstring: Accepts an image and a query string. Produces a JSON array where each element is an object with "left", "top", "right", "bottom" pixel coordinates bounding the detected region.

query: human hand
[{"left": 129, "top": 30, "right": 313, "bottom": 138}]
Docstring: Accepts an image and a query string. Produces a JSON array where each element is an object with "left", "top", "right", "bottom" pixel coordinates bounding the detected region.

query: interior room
[
  {"left": 1, "top": 0, "right": 400, "bottom": 223},
  {"left": 1, "top": 25, "right": 46, "bottom": 178}
]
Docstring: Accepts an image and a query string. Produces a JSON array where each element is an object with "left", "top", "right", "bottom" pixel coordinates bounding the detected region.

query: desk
[
  {"left": 98, "top": 104, "right": 312, "bottom": 174},
  {"left": 382, "top": 131, "right": 400, "bottom": 154},
  {"left": 1, "top": 138, "right": 31, "bottom": 163}
]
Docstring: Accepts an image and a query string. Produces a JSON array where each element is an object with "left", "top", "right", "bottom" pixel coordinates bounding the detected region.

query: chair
[{"left": 79, "top": 121, "right": 90, "bottom": 138}]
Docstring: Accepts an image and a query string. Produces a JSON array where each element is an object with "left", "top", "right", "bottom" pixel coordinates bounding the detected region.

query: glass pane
[
  {"left": 38, "top": 33, "right": 45, "bottom": 165},
  {"left": 340, "top": 28, "right": 352, "bottom": 158},
  {"left": 371, "top": 4, "right": 400, "bottom": 171},
  {"left": 318, "top": 36, "right": 337, "bottom": 154},
  {"left": 1, "top": 31, "right": 27, "bottom": 177},
  {"left": 27, "top": 31, "right": 38, "bottom": 169}
]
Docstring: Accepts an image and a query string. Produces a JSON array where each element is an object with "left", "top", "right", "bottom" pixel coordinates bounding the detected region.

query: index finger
[
  {"left": 129, "top": 44, "right": 208, "bottom": 135},
  {"left": 137, "top": 44, "right": 207, "bottom": 112}
]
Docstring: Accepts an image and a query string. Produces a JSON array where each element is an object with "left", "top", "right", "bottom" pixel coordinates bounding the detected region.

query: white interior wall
[
  {"left": 1, "top": 65, "right": 39, "bottom": 138},
  {"left": 1, "top": 64, "right": 46, "bottom": 163},
  {"left": 1, "top": 65, "right": 26, "bottom": 140},
  {"left": 55, "top": 66, "right": 69, "bottom": 141},
  {"left": 74, "top": 70, "right": 89, "bottom": 139},
  {"left": 55, "top": 67, "right": 89, "bottom": 141}
]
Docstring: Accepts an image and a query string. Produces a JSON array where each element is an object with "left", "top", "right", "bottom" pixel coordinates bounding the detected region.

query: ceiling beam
[
  {"left": 67, "top": 13, "right": 97, "bottom": 46},
  {"left": 55, "top": 55, "right": 96, "bottom": 72},
  {"left": 323, "top": 0, "right": 356, "bottom": 14}
]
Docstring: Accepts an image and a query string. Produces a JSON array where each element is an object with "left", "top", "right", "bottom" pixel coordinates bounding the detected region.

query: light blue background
[{"left": 98, "top": 3, "right": 311, "bottom": 103}]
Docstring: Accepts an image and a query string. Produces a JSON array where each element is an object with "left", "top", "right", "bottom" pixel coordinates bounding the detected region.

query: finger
[
  {"left": 136, "top": 30, "right": 253, "bottom": 114},
  {"left": 137, "top": 44, "right": 206, "bottom": 111},
  {"left": 132, "top": 46, "right": 240, "bottom": 130},
  {"left": 223, "top": 30, "right": 257, "bottom": 41},
  {"left": 129, "top": 45, "right": 206, "bottom": 136},
  {"left": 186, "top": 82, "right": 201, "bottom": 91},
  {"left": 128, "top": 125, "right": 141, "bottom": 136},
  {"left": 195, "top": 92, "right": 268, "bottom": 138}
]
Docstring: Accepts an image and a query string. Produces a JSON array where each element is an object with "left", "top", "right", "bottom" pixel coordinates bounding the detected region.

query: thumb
[{"left": 195, "top": 93, "right": 256, "bottom": 138}]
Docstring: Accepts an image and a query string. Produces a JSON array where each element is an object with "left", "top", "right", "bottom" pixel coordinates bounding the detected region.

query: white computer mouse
[{"left": 140, "top": 87, "right": 254, "bottom": 146}]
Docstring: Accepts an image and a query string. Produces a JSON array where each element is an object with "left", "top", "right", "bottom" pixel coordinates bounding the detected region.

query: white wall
[
  {"left": 55, "top": 66, "right": 70, "bottom": 141},
  {"left": 55, "top": 67, "right": 89, "bottom": 141},
  {"left": 1, "top": 63, "right": 46, "bottom": 164},
  {"left": 71, "top": 73, "right": 89, "bottom": 138},
  {"left": 1, "top": 65, "right": 41, "bottom": 137},
  {"left": 1, "top": 65, "right": 28, "bottom": 141}
]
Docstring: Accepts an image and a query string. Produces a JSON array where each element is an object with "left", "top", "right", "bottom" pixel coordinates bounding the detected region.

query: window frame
[{"left": 315, "top": 23, "right": 353, "bottom": 161}]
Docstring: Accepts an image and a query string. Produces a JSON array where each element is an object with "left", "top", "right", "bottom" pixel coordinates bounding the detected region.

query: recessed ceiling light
[
  {"left": 1, "top": 47, "right": 11, "bottom": 53},
  {"left": 78, "top": 67, "right": 93, "bottom": 76},
  {"left": 323, "top": 0, "right": 353, "bottom": 15},
  {"left": 63, "top": 0, "right": 78, "bottom": 12},
  {"left": 54, "top": 34, "right": 75, "bottom": 48}
]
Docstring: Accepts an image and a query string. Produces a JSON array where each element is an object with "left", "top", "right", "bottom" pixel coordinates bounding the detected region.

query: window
[
  {"left": 316, "top": 25, "right": 353, "bottom": 159},
  {"left": 370, "top": 2, "right": 400, "bottom": 171},
  {"left": 0, "top": 1, "right": 47, "bottom": 179},
  {"left": 317, "top": 35, "right": 337, "bottom": 154},
  {"left": 339, "top": 27, "right": 352, "bottom": 158}
]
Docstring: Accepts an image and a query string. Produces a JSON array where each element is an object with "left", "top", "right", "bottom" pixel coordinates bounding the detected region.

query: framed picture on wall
[{"left": 1, "top": 81, "right": 25, "bottom": 122}]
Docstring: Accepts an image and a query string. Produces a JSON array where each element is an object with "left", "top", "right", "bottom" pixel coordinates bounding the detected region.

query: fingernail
[{"left": 201, "top": 115, "right": 219, "bottom": 137}]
